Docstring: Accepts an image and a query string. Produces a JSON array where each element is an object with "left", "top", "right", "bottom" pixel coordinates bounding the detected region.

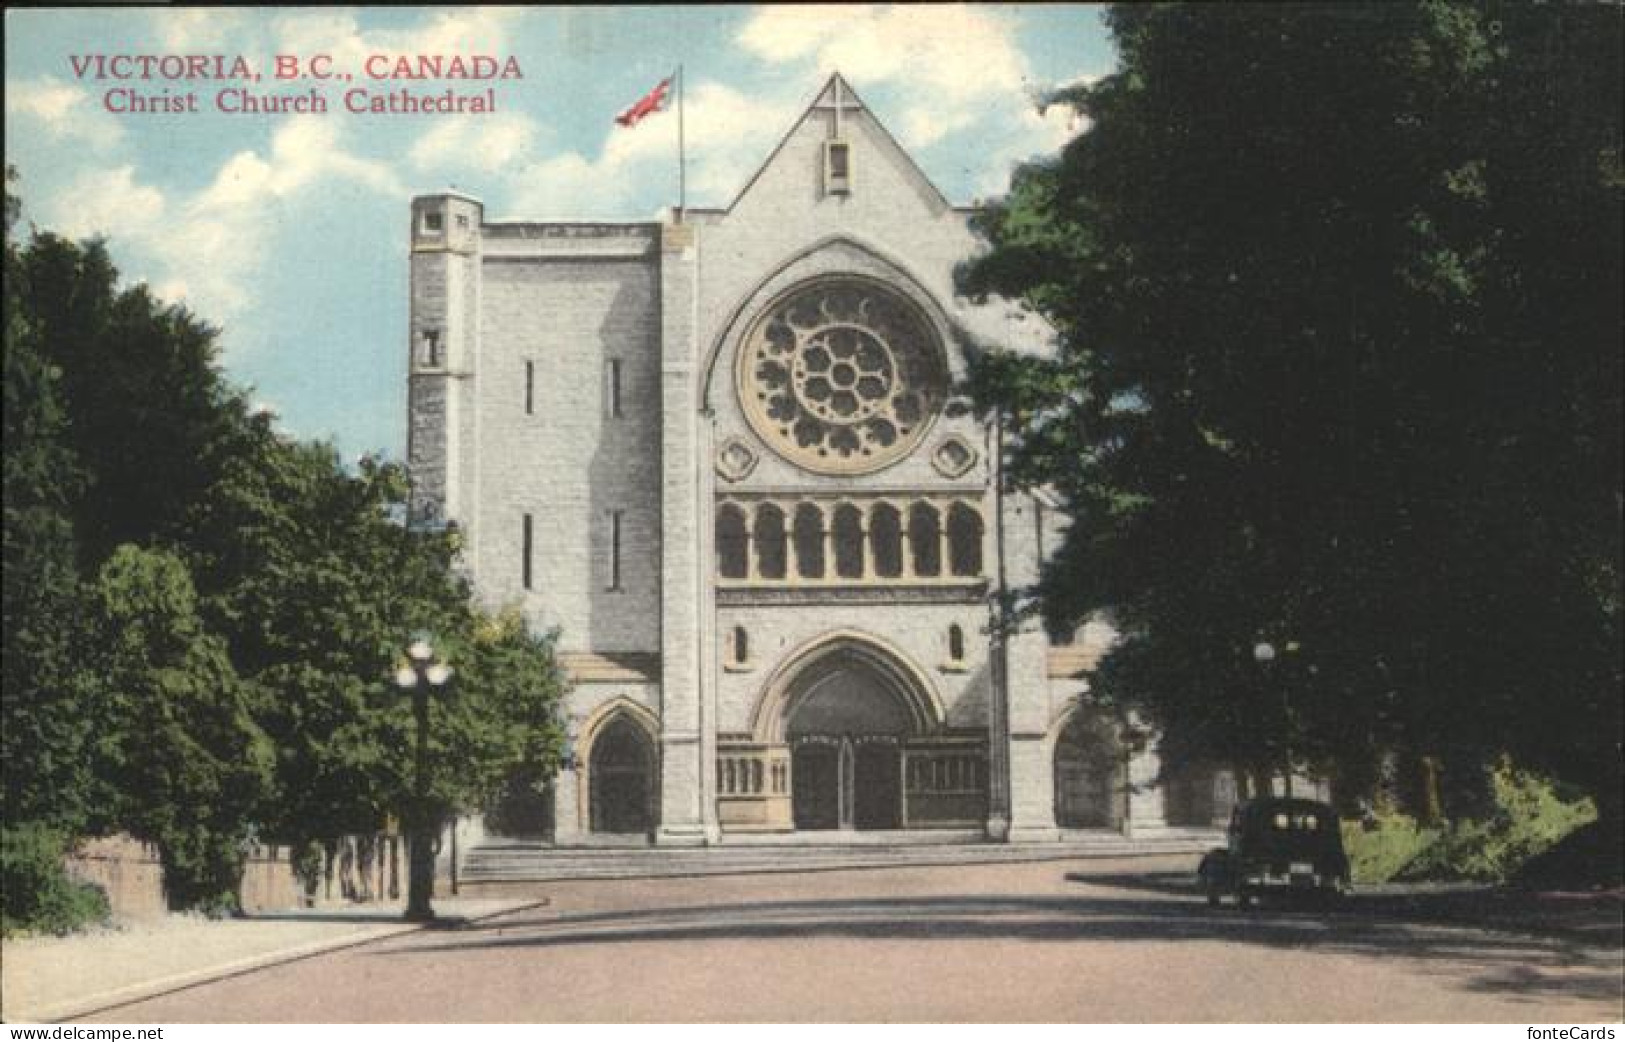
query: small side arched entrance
[
  {"left": 588, "top": 712, "right": 657, "bottom": 835},
  {"left": 1054, "top": 709, "right": 1127, "bottom": 829}
]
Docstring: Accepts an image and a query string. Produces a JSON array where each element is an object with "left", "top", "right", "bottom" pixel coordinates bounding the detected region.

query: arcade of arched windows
[{"left": 715, "top": 496, "right": 985, "bottom": 584}]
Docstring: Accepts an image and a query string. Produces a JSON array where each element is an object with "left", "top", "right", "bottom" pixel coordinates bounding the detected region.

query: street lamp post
[
  {"left": 394, "top": 635, "right": 452, "bottom": 922},
  {"left": 1253, "top": 640, "right": 1293, "bottom": 798}
]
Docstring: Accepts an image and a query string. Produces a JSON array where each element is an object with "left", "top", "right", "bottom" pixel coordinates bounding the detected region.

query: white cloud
[
  {"left": 270, "top": 7, "right": 521, "bottom": 79},
  {"left": 732, "top": 6, "right": 1111, "bottom": 201},
  {"left": 38, "top": 116, "right": 406, "bottom": 324},
  {"left": 169, "top": 117, "right": 406, "bottom": 316},
  {"left": 501, "top": 80, "right": 791, "bottom": 218},
  {"left": 970, "top": 101, "right": 1087, "bottom": 196},
  {"left": 410, "top": 112, "right": 542, "bottom": 174},
  {"left": 504, "top": 151, "right": 633, "bottom": 219},
  {"left": 738, "top": 4, "right": 1027, "bottom": 153},
  {"left": 153, "top": 8, "right": 257, "bottom": 51},
  {"left": 21, "top": 7, "right": 520, "bottom": 364},
  {"left": 43, "top": 165, "right": 166, "bottom": 243},
  {"left": 740, "top": 5, "right": 1024, "bottom": 98},
  {"left": 202, "top": 116, "right": 404, "bottom": 205},
  {"left": 900, "top": 107, "right": 974, "bottom": 149},
  {"left": 4, "top": 77, "right": 124, "bottom": 149},
  {"left": 609, "top": 81, "right": 791, "bottom": 201},
  {"left": 402, "top": 6, "right": 1094, "bottom": 219}
]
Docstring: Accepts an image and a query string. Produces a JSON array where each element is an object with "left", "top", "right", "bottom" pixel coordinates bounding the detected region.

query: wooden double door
[{"left": 791, "top": 736, "right": 901, "bottom": 831}]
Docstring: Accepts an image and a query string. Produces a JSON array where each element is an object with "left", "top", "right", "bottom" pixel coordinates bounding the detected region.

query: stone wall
[
  {"left": 62, "top": 835, "right": 359, "bottom": 918},
  {"left": 470, "top": 233, "right": 663, "bottom": 654},
  {"left": 715, "top": 601, "right": 992, "bottom": 735}
]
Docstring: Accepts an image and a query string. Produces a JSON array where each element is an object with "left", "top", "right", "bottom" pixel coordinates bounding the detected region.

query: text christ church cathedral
[{"left": 408, "top": 75, "right": 1234, "bottom": 846}]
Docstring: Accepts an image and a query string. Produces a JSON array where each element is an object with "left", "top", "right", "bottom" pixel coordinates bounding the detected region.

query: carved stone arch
[
  {"left": 750, "top": 629, "right": 946, "bottom": 744},
  {"left": 700, "top": 235, "right": 964, "bottom": 414},
  {"left": 576, "top": 697, "right": 661, "bottom": 835},
  {"left": 1042, "top": 696, "right": 1090, "bottom": 764},
  {"left": 1046, "top": 697, "right": 1128, "bottom": 830},
  {"left": 580, "top": 694, "right": 661, "bottom": 743}
]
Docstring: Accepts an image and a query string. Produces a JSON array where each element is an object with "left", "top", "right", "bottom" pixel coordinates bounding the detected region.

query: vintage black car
[{"left": 1197, "top": 797, "right": 1350, "bottom": 907}]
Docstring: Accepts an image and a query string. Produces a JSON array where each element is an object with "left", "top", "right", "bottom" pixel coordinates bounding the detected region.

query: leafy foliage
[
  {"left": 1341, "top": 813, "right": 1439, "bottom": 887},
  {"left": 0, "top": 823, "right": 110, "bottom": 937},
  {"left": 14, "top": 232, "right": 243, "bottom": 569},
  {"left": 84, "top": 545, "right": 274, "bottom": 912},
  {"left": 1343, "top": 763, "right": 1595, "bottom": 884},
  {"left": 1393, "top": 764, "right": 1596, "bottom": 884},
  {"left": 177, "top": 432, "right": 568, "bottom": 848},
  {"left": 2, "top": 172, "right": 100, "bottom": 834},
  {"left": 427, "top": 607, "right": 567, "bottom": 815},
  {"left": 959, "top": 4, "right": 1623, "bottom": 818},
  {"left": 3, "top": 171, "right": 567, "bottom": 919}
]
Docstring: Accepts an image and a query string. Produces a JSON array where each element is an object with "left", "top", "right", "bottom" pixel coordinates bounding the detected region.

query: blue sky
[{"left": 5, "top": 6, "right": 1115, "bottom": 460}]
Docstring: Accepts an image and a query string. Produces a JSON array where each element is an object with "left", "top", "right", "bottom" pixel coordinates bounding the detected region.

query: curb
[
  {"left": 461, "top": 844, "right": 1216, "bottom": 885},
  {"left": 13, "top": 899, "right": 549, "bottom": 1024}
]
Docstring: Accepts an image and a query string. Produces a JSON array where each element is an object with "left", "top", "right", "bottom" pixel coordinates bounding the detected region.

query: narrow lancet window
[
  {"left": 870, "top": 503, "right": 903, "bottom": 578},
  {"left": 607, "top": 359, "right": 624, "bottom": 419},
  {"left": 833, "top": 503, "right": 865, "bottom": 579},
  {"left": 717, "top": 504, "right": 749, "bottom": 579},
  {"left": 792, "top": 503, "right": 826, "bottom": 579},
  {"left": 608, "top": 510, "right": 624, "bottom": 591},
  {"left": 522, "top": 513, "right": 533, "bottom": 590},
  {"left": 908, "top": 502, "right": 941, "bottom": 577},
  {"left": 948, "top": 502, "right": 984, "bottom": 577},
  {"left": 753, "top": 503, "right": 788, "bottom": 580}
]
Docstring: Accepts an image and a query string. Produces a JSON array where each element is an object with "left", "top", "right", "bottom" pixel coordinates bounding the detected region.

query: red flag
[{"left": 615, "top": 77, "right": 672, "bottom": 128}]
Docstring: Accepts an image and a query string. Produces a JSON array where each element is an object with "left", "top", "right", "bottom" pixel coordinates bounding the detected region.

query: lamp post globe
[
  {"left": 395, "top": 636, "right": 451, "bottom": 922},
  {"left": 1252, "top": 639, "right": 1293, "bottom": 796}
]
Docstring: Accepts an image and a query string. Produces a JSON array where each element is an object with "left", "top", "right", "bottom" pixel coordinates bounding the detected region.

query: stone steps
[{"left": 460, "top": 832, "right": 1219, "bottom": 882}]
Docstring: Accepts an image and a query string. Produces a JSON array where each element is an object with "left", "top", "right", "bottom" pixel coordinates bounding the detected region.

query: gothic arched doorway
[
  {"left": 786, "top": 665, "right": 914, "bottom": 830},
  {"left": 1054, "top": 710, "right": 1127, "bottom": 829},
  {"left": 589, "top": 714, "right": 657, "bottom": 835},
  {"left": 736, "top": 631, "right": 979, "bottom": 834}
]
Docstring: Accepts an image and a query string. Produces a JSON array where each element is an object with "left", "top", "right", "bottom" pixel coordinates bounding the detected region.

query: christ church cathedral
[{"left": 407, "top": 75, "right": 1236, "bottom": 847}]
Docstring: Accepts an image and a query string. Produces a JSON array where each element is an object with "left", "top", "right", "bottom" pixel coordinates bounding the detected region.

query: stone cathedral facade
[{"left": 407, "top": 76, "right": 1233, "bottom": 845}]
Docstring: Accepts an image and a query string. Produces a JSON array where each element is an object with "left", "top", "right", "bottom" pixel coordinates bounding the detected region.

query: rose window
[{"left": 737, "top": 278, "right": 946, "bottom": 474}]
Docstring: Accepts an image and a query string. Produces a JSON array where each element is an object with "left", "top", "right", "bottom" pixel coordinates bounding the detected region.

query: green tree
[
  {"left": 85, "top": 545, "right": 273, "bottom": 911},
  {"left": 2, "top": 168, "right": 101, "bottom": 833},
  {"left": 5, "top": 175, "right": 566, "bottom": 920},
  {"left": 177, "top": 428, "right": 566, "bottom": 854},
  {"left": 425, "top": 606, "right": 568, "bottom": 818},
  {"left": 16, "top": 231, "right": 244, "bottom": 570},
  {"left": 960, "top": 3, "right": 1621, "bottom": 818}
]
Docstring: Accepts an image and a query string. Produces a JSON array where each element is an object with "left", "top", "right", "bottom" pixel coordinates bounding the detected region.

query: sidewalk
[{"left": 1, "top": 897, "right": 545, "bottom": 1023}]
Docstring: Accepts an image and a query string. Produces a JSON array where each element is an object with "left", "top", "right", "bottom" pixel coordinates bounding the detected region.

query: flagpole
[{"left": 676, "top": 64, "right": 686, "bottom": 223}]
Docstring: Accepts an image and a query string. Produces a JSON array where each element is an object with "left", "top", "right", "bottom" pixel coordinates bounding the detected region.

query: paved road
[{"left": 86, "top": 856, "right": 1623, "bottom": 1023}]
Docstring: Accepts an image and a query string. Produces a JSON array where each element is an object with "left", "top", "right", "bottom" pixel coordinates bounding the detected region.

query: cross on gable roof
[{"left": 723, "top": 72, "right": 958, "bottom": 214}]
